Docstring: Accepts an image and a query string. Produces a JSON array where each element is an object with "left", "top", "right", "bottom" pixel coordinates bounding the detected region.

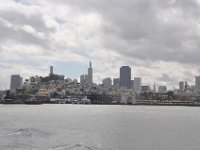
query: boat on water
[
  {"left": 1, "top": 99, "right": 16, "bottom": 104},
  {"left": 81, "top": 98, "right": 91, "bottom": 104},
  {"left": 71, "top": 98, "right": 81, "bottom": 104},
  {"left": 50, "top": 98, "right": 66, "bottom": 104},
  {"left": 24, "top": 97, "right": 43, "bottom": 105}
]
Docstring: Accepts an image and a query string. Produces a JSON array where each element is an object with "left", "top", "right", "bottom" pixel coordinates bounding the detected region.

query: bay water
[{"left": 0, "top": 105, "right": 199, "bottom": 150}]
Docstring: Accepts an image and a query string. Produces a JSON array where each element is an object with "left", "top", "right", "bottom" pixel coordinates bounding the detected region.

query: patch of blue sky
[
  {"left": 0, "top": 63, "right": 10, "bottom": 69},
  {"left": 54, "top": 61, "right": 88, "bottom": 79},
  {"left": 3, "top": 59, "right": 42, "bottom": 68},
  {"left": 55, "top": 18, "right": 65, "bottom": 25},
  {"left": 14, "top": 0, "right": 32, "bottom": 5},
  {"left": 74, "top": 49, "right": 91, "bottom": 59}
]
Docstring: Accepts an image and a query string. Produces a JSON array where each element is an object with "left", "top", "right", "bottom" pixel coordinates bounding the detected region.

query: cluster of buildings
[{"left": 1, "top": 61, "right": 200, "bottom": 104}]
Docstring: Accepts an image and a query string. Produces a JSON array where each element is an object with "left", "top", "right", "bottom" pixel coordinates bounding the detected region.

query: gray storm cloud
[
  {"left": 63, "top": 0, "right": 200, "bottom": 65},
  {"left": 0, "top": 0, "right": 200, "bottom": 88}
]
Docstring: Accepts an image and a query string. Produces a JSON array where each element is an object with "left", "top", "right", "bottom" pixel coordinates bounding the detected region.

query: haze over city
[{"left": 1, "top": 0, "right": 200, "bottom": 89}]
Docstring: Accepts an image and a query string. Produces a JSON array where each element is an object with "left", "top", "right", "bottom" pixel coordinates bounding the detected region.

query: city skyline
[
  {"left": 0, "top": 60, "right": 200, "bottom": 91},
  {"left": 1, "top": 0, "right": 200, "bottom": 89},
  {"left": 3, "top": 62, "right": 200, "bottom": 92}
]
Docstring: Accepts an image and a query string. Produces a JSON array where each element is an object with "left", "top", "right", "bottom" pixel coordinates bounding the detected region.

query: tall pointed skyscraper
[
  {"left": 153, "top": 83, "right": 156, "bottom": 93},
  {"left": 88, "top": 61, "right": 93, "bottom": 84}
]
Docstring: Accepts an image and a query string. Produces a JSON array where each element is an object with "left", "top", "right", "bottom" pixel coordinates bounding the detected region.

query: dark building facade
[
  {"left": 10, "top": 74, "right": 23, "bottom": 90},
  {"left": 119, "top": 66, "right": 131, "bottom": 89}
]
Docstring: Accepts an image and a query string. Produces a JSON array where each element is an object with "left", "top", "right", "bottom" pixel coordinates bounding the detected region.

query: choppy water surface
[{"left": 0, "top": 105, "right": 200, "bottom": 150}]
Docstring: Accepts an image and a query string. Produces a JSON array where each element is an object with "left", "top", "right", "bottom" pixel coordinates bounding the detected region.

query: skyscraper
[
  {"left": 88, "top": 61, "right": 93, "bottom": 85},
  {"left": 134, "top": 77, "right": 141, "bottom": 93},
  {"left": 179, "top": 81, "right": 185, "bottom": 93},
  {"left": 10, "top": 74, "right": 23, "bottom": 90},
  {"left": 113, "top": 78, "right": 120, "bottom": 88},
  {"left": 153, "top": 83, "right": 156, "bottom": 93},
  {"left": 195, "top": 76, "right": 200, "bottom": 92},
  {"left": 120, "top": 66, "right": 131, "bottom": 89}
]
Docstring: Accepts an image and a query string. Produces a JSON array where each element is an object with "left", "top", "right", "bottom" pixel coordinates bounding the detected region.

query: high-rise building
[
  {"left": 153, "top": 83, "right": 156, "bottom": 93},
  {"left": 185, "top": 81, "right": 188, "bottom": 91},
  {"left": 134, "top": 77, "right": 141, "bottom": 93},
  {"left": 113, "top": 78, "right": 120, "bottom": 88},
  {"left": 179, "top": 81, "right": 185, "bottom": 93},
  {"left": 195, "top": 76, "right": 200, "bottom": 91},
  {"left": 102, "top": 78, "right": 112, "bottom": 88},
  {"left": 119, "top": 66, "right": 131, "bottom": 89},
  {"left": 10, "top": 74, "right": 23, "bottom": 90},
  {"left": 88, "top": 61, "right": 93, "bottom": 85}
]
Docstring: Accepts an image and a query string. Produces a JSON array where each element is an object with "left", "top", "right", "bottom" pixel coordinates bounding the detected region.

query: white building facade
[{"left": 134, "top": 77, "right": 141, "bottom": 93}]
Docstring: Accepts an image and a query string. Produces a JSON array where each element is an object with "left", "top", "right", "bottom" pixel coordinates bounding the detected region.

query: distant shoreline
[{"left": 0, "top": 103, "right": 200, "bottom": 107}]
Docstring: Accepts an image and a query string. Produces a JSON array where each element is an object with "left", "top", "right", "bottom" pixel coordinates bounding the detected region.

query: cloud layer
[{"left": 0, "top": 0, "right": 200, "bottom": 89}]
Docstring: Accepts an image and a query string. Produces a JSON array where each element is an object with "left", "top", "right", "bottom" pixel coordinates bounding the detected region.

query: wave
[
  {"left": 0, "top": 128, "right": 51, "bottom": 138},
  {"left": 49, "top": 143, "right": 98, "bottom": 150}
]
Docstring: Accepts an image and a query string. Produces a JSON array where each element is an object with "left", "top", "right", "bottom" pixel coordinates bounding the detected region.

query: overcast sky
[{"left": 0, "top": 0, "right": 200, "bottom": 90}]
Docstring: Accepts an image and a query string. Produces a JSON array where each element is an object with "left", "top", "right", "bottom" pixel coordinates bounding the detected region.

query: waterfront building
[
  {"left": 119, "top": 66, "right": 131, "bottom": 89},
  {"left": 102, "top": 78, "right": 112, "bottom": 88},
  {"left": 37, "top": 89, "right": 49, "bottom": 96},
  {"left": 10, "top": 74, "right": 23, "bottom": 90},
  {"left": 134, "top": 77, "right": 141, "bottom": 93},
  {"left": 88, "top": 61, "right": 93, "bottom": 85},
  {"left": 158, "top": 86, "right": 167, "bottom": 94},
  {"left": 120, "top": 91, "right": 136, "bottom": 104}
]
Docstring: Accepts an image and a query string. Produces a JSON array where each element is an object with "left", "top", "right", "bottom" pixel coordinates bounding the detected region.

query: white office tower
[
  {"left": 134, "top": 77, "right": 141, "bottom": 93},
  {"left": 10, "top": 74, "right": 23, "bottom": 90},
  {"left": 195, "top": 76, "right": 200, "bottom": 93},
  {"left": 88, "top": 61, "right": 93, "bottom": 85},
  {"left": 102, "top": 78, "right": 112, "bottom": 88}
]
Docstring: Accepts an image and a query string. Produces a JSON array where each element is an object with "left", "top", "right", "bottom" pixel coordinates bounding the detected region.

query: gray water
[{"left": 0, "top": 105, "right": 200, "bottom": 150}]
